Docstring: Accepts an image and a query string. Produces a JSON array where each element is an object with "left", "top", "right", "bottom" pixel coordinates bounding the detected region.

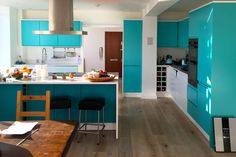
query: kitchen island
[{"left": 0, "top": 77, "right": 119, "bottom": 139}]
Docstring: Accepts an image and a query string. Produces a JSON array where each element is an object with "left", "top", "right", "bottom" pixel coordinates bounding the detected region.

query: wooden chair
[{"left": 16, "top": 91, "right": 51, "bottom": 121}]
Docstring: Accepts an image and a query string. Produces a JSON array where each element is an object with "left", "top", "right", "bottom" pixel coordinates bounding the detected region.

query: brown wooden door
[{"left": 105, "top": 32, "right": 123, "bottom": 77}]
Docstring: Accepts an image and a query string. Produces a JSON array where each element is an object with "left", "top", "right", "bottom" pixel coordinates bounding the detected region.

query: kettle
[{"left": 165, "top": 55, "right": 173, "bottom": 65}]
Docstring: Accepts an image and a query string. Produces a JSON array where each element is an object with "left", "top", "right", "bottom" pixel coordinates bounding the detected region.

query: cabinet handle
[
  {"left": 175, "top": 69, "right": 178, "bottom": 77},
  {"left": 110, "top": 59, "right": 119, "bottom": 62}
]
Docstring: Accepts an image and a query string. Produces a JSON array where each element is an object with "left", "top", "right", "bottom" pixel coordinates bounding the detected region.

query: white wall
[
  {"left": 0, "top": 6, "right": 18, "bottom": 68},
  {"left": 83, "top": 26, "right": 122, "bottom": 72},
  {"left": 22, "top": 10, "right": 142, "bottom": 26},
  {"left": 9, "top": 7, "right": 19, "bottom": 65},
  {"left": 142, "top": 16, "right": 157, "bottom": 99},
  {"left": 157, "top": 48, "right": 188, "bottom": 61},
  {"left": 0, "top": 6, "right": 11, "bottom": 67}
]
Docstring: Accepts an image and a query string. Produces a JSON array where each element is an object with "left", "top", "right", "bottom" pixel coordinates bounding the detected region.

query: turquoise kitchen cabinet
[
  {"left": 197, "top": 83, "right": 211, "bottom": 135},
  {"left": 0, "top": 84, "right": 116, "bottom": 122},
  {"left": 211, "top": 3, "right": 236, "bottom": 117},
  {"left": 187, "top": 4, "right": 214, "bottom": 144},
  {"left": 21, "top": 20, "right": 40, "bottom": 46},
  {"left": 188, "top": 3, "right": 236, "bottom": 147},
  {"left": 21, "top": 20, "right": 82, "bottom": 47},
  {"left": 123, "top": 20, "right": 142, "bottom": 93},
  {"left": 187, "top": 83, "right": 211, "bottom": 135},
  {"left": 178, "top": 19, "right": 189, "bottom": 48},
  {"left": 157, "top": 22, "right": 178, "bottom": 48},
  {"left": 190, "top": 5, "right": 213, "bottom": 87},
  {"left": 57, "top": 21, "right": 82, "bottom": 47},
  {"left": 123, "top": 66, "right": 142, "bottom": 93},
  {"left": 187, "top": 100, "right": 198, "bottom": 123},
  {"left": 123, "top": 20, "right": 142, "bottom": 66},
  {"left": 187, "top": 85, "right": 198, "bottom": 105},
  {"left": 39, "top": 21, "right": 58, "bottom": 46},
  {"left": 0, "top": 85, "right": 22, "bottom": 121}
]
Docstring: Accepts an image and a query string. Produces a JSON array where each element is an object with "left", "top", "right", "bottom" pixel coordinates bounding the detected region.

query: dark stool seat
[
  {"left": 51, "top": 97, "right": 71, "bottom": 109},
  {"left": 78, "top": 97, "right": 106, "bottom": 145},
  {"left": 79, "top": 98, "right": 105, "bottom": 110},
  {"left": 50, "top": 97, "right": 71, "bottom": 120}
]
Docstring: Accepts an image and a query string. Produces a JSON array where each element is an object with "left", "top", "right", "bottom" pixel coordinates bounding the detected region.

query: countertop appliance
[
  {"left": 165, "top": 55, "right": 173, "bottom": 65},
  {"left": 188, "top": 39, "right": 198, "bottom": 87},
  {"left": 214, "top": 117, "right": 236, "bottom": 152}
]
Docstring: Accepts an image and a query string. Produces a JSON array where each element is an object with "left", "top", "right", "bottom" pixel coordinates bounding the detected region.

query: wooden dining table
[{"left": 0, "top": 120, "right": 78, "bottom": 157}]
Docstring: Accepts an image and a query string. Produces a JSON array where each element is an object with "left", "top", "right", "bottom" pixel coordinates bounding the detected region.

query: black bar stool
[
  {"left": 50, "top": 97, "right": 71, "bottom": 120},
  {"left": 78, "top": 98, "right": 105, "bottom": 145}
]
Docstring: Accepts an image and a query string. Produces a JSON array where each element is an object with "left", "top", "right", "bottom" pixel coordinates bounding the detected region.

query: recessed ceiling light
[{"left": 96, "top": 4, "right": 101, "bottom": 7}]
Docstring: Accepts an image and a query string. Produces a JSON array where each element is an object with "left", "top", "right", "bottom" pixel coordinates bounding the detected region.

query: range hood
[{"left": 33, "top": 0, "right": 87, "bottom": 35}]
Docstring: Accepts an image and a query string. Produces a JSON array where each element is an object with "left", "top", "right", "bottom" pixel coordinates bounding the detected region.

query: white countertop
[{"left": 0, "top": 76, "right": 119, "bottom": 85}]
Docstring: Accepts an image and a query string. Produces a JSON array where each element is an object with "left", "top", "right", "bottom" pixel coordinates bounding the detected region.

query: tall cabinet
[
  {"left": 188, "top": 2, "right": 236, "bottom": 147},
  {"left": 123, "top": 20, "right": 142, "bottom": 93}
]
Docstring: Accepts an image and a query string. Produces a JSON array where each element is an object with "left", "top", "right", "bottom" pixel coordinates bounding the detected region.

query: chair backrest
[{"left": 16, "top": 90, "right": 51, "bottom": 121}]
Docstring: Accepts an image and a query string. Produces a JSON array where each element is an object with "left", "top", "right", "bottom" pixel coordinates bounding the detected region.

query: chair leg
[
  {"left": 102, "top": 107, "right": 105, "bottom": 137},
  {"left": 85, "top": 110, "right": 87, "bottom": 132},
  {"left": 77, "top": 110, "right": 82, "bottom": 143},
  {"left": 97, "top": 111, "right": 100, "bottom": 145},
  {"left": 68, "top": 108, "right": 71, "bottom": 120}
]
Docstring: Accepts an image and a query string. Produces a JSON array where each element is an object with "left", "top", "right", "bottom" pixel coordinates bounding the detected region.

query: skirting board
[
  {"left": 186, "top": 112, "right": 210, "bottom": 141},
  {"left": 78, "top": 123, "right": 116, "bottom": 130},
  {"left": 172, "top": 98, "right": 210, "bottom": 141},
  {"left": 124, "top": 93, "right": 141, "bottom": 98},
  {"left": 142, "top": 94, "right": 157, "bottom": 99}
]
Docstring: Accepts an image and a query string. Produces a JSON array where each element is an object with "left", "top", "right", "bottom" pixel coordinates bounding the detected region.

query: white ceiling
[
  {"left": 0, "top": 0, "right": 150, "bottom": 12},
  {"left": 166, "top": 0, "right": 211, "bottom": 12},
  {"left": 166, "top": 0, "right": 236, "bottom": 12}
]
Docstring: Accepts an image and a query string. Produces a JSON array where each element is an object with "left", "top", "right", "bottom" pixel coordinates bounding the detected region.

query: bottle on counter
[
  {"left": 62, "top": 74, "right": 67, "bottom": 80},
  {"left": 160, "top": 56, "right": 165, "bottom": 65}
]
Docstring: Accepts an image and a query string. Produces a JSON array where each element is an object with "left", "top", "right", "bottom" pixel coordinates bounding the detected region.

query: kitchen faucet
[{"left": 42, "top": 48, "right": 47, "bottom": 64}]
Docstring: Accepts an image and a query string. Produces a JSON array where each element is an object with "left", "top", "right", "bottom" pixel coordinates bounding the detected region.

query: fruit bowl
[
  {"left": 83, "top": 74, "right": 115, "bottom": 82},
  {"left": 12, "top": 73, "right": 23, "bottom": 80}
]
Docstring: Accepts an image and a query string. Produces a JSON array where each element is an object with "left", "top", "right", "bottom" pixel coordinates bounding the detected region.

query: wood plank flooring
[{"left": 67, "top": 97, "right": 236, "bottom": 157}]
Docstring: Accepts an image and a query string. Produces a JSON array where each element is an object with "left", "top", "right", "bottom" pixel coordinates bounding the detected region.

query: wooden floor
[{"left": 67, "top": 97, "right": 236, "bottom": 157}]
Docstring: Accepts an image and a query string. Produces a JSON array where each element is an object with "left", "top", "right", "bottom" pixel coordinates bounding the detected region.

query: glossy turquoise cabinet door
[
  {"left": 39, "top": 21, "right": 58, "bottom": 46},
  {"left": 58, "top": 21, "right": 82, "bottom": 47},
  {"left": 187, "top": 85, "right": 198, "bottom": 105},
  {"left": 123, "top": 20, "right": 142, "bottom": 66},
  {"left": 197, "top": 83, "right": 211, "bottom": 135},
  {"left": 187, "top": 100, "right": 199, "bottom": 123},
  {"left": 21, "top": 20, "right": 40, "bottom": 46},
  {"left": 178, "top": 19, "right": 189, "bottom": 48},
  {"left": 189, "top": 5, "right": 213, "bottom": 86},
  {"left": 157, "top": 22, "right": 178, "bottom": 48},
  {"left": 123, "top": 66, "right": 142, "bottom": 93},
  {"left": 0, "top": 85, "right": 22, "bottom": 121}
]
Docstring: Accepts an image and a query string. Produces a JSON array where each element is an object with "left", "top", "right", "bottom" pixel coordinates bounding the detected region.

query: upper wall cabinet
[
  {"left": 22, "top": 20, "right": 40, "bottom": 46},
  {"left": 39, "top": 21, "right": 58, "bottom": 46},
  {"left": 157, "top": 19, "right": 189, "bottom": 48},
  {"left": 178, "top": 19, "right": 189, "bottom": 48},
  {"left": 21, "top": 20, "right": 82, "bottom": 47},
  {"left": 58, "top": 21, "right": 82, "bottom": 47},
  {"left": 158, "top": 22, "right": 178, "bottom": 48},
  {"left": 123, "top": 20, "right": 142, "bottom": 66}
]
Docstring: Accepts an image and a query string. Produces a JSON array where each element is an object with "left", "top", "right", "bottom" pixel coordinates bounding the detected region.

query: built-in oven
[{"left": 188, "top": 39, "right": 198, "bottom": 87}]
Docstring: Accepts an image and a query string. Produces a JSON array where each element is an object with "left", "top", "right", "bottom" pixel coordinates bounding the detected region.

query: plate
[{"left": 83, "top": 75, "right": 115, "bottom": 82}]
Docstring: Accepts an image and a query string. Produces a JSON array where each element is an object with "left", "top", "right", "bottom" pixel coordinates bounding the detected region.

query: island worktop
[
  {"left": 0, "top": 77, "right": 119, "bottom": 139},
  {"left": 0, "top": 77, "right": 119, "bottom": 85}
]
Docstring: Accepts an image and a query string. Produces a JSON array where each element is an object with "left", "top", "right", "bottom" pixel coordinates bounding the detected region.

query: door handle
[{"left": 110, "top": 59, "right": 119, "bottom": 62}]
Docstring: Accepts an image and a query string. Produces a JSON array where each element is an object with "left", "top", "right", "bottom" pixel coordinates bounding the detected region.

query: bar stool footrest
[{"left": 78, "top": 123, "right": 105, "bottom": 133}]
